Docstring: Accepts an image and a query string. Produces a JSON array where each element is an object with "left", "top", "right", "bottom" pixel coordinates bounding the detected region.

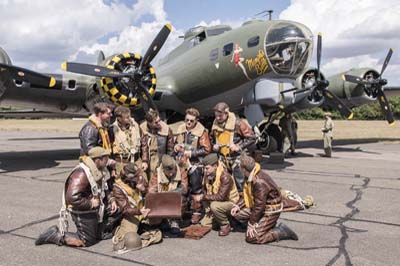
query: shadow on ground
[{"left": 0, "top": 149, "right": 79, "bottom": 173}]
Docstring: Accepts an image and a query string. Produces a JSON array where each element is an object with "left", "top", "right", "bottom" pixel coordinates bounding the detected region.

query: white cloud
[{"left": 279, "top": 0, "right": 400, "bottom": 85}]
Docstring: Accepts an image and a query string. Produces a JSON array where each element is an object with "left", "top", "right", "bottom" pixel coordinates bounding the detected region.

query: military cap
[
  {"left": 203, "top": 153, "right": 219, "bottom": 166},
  {"left": 213, "top": 102, "right": 229, "bottom": 113},
  {"left": 88, "top": 147, "right": 110, "bottom": 159},
  {"left": 239, "top": 154, "right": 256, "bottom": 172},
  {"left": 161, "top": 154, "right": 176, "bottom": 169}
]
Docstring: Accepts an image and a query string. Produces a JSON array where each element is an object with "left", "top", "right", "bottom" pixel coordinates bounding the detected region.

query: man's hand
[
  {"left": 230, "top": 205, "right": 240, "bottom": 216},
  {"left": 213, "top": 144, "right": 220, "bottom": 152},
  {"left": 140, "top": 207, "right": 151, "bottom": 218},
  {"left": 136, "top": 181, "right": 146, "bottom": 192},
  {"left": 91, "top": 198, "right": 100, "bottom": 209},
  {"left": 174, "top": 144, "right": 184, "bottom": 153},
  {"left": 184, "top": 150, "right": 192, "bottom": 158},
  {"left": 107, "top": 159, "right": 116, "bottom": 167},
  {"left": 246, "top": 223, "right": 258, "bottom": 239},
  {"left": 142, "top": 162, "right": 148, "bottom": 171},
  {"left": 229, "top": 144, "right": 240, "bottom": 152},
  {"left": 110, "top": 201, "right": 118, "bottom": 214}
]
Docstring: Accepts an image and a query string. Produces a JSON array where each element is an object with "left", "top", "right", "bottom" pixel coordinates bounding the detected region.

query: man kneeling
[
  {"left": 231, "top": 154, "right": 298, "bottom": 244},
  {"left": 35, "top": 147, "right": 119, "bottom": 247}
]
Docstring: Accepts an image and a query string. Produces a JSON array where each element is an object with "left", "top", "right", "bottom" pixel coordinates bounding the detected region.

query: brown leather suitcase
[{"left": 145, "top": 192, "right": 182, "bottom": 219}]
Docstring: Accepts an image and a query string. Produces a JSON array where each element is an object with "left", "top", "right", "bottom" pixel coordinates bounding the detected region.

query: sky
[{"left": 0, "top": 0, "right": 399, "bottom": 85}]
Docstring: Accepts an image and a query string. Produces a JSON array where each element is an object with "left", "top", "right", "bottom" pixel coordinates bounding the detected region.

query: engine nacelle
[
  {"left": 328, "top": 68, "right": 379, "bottom": 101},
  {"left": 285, "top": 68, "right": 326, "bottom": 112},
  {"left": 99, "top": 52, "right": 157, "bottom": 107}
]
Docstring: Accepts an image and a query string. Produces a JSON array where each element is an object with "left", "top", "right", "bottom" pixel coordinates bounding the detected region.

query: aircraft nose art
[{"left": 265, "top": 22, "right": 313, "bottom": 77}]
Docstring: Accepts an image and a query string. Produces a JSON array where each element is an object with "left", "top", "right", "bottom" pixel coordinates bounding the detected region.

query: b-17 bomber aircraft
[{"left": 0, "top": 19, "right": 398, "bottom": 152}]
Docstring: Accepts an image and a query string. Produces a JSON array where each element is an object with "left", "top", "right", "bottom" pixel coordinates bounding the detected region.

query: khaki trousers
[
  {"left": 200, "top": 201, "right": 234, "bottom": 227},
  {"left": 234, "top": 208, "right": 280, "bottom": 244}
]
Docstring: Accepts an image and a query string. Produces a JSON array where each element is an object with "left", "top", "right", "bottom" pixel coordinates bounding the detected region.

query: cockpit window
[
  {"left": 247, "top": 36, "right": 259, "bottom": 48},
  {"left": 223, "top": 43, "right": 233, "bottom": 56},
  {"left": 207, "top": 27, "right": 230, "bottom": 37},
  {"left": 265, "top": 23, "right": 312, "bottom": 76}
]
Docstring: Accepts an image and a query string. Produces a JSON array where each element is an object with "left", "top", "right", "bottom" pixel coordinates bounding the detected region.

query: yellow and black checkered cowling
[{"left": 99, "top": 52, "right": 156, "bottom": 107}]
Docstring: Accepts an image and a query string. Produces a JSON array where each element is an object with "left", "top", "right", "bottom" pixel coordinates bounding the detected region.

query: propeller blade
[
  {"left": 316, "top": 32, "right": 322, "bottom": 81},
  {"left": 322, "top": 89, "right": 353, "bottom": 119},
  {"left": 139, "top": 23, "right": 172, "bottom": 71},
  {"left": 342, "top": 74, "right": 369, "bottom": 85},
  {"left": 61, "top": 62, "right": 128, "bottom": 78},
  {"left": 376, "top": 88, "right": 395, "bottom": 125},
  {"left": 0, "top": 63, "right": 56, "bottom": 87},
  {"left": 380, "top": 48, "right": 393, "bottom": 77}
]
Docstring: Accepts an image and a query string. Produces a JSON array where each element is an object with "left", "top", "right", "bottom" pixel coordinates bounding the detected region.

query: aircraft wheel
[{"left": 256, "top": 123, "right": 282, "bottom": 154}]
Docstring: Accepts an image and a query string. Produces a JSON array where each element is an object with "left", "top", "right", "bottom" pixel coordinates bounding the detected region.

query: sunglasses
[{"left": 185, "top": 118, "right": 195, "bottom": 123}]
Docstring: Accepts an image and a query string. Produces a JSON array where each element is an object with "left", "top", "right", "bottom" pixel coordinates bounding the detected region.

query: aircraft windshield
[{"left": 265, "top": 23, "right": 312, "bottom": 76}]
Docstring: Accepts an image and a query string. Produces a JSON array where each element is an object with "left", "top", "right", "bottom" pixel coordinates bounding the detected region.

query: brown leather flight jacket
[
  {"left": 112, "top": 185, "right": 141, "bottom": 217},
  {"left": 65, "top": 168, "right": 112, "bottom": 212},
  {"left": 203, "top": 168, "right": 237, "bottom": 202},
  {"left": 237, "top": 170, "right": 282, "bottom": 225}
]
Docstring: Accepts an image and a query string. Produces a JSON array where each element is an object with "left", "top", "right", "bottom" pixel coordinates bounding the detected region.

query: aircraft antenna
[{"left": 267, "top": 10, "right": 273, "bottom": 20}]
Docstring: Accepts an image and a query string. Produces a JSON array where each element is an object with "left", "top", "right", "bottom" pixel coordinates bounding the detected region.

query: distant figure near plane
[{"left": 322, "top": 112, "right": 334, "bottom": 157}]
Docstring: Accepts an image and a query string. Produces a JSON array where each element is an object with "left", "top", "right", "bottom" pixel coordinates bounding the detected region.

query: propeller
[
  {"left": 343, "top": 48, "right": 395, "bottom": 125},
  {"left": 62, "top": 23, "right": 172, "bottom": 111},
  {"left": 281, "top": 33, "right": 353, "bottom": 119},
  {"left": 0, "top": 63, "right": 56, "bottom": 88}
]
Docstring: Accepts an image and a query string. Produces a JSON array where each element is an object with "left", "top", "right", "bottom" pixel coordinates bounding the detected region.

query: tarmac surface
[{"left": 1, "top": 130, "right": 400, "bottom": 266}]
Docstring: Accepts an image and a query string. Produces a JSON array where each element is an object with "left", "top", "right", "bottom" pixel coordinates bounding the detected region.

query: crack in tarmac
[{"left": 326, "top": 176, "right": 370, "bottom": 266}]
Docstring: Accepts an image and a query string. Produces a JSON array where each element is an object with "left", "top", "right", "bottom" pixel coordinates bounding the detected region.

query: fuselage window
[
  {"left": 209, "top": 48, "right": 219, "bottom": 61},
  {"left": 223, "top": 43, "right": 233, "bottom": 56},
  {"left": 247, "top": 36, "right": 259, "bottom": 48}
]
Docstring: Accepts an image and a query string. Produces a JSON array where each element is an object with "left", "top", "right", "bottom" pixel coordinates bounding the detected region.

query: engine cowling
[
  {"left": 328, "top": 68, "right": 379, "bottom": 101},
  {"left": 285, "top": 68, "right": 326, "bottom": 112},
  {"left": 99, "top": 52, "right": 157, "bottom": 107}
]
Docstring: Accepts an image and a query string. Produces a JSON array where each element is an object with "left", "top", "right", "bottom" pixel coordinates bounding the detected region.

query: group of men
[{"left": 35, "top": 101, "right": 299, "bottom": 253}]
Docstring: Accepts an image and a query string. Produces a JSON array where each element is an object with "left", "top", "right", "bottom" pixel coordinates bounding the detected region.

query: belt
[{"left": 114, "top": 153, "right": 140, "bottom": 162}]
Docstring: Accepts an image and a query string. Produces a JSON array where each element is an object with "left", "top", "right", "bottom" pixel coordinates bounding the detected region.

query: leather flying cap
[
  {"left": 123, "top": 163, "right": 138, "bottom": 177},
  {"left": 213, "top": 102, "right": 229, "bottom": 113},
  {"left": 203, "top": 153, "right": 219, "bottom": 166},
  {"left": 88, "top": 147, "right": 110, "bottom": 159},
  {"left": 161, "top": 154, "right": 176, "bottom": 169}
]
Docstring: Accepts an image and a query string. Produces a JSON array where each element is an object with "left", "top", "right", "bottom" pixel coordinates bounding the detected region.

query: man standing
[
  {"left": 109, "top": 106, "right": 149, "bottom": 177},
  {"left": 199, "top": 153, "right": 240, "bottom": 236},
  {"left": 140, "top": 108, "right": 174, "bottom": 177},
  {"left": 231, "top": 154, "right": 298, "bottom": 244},
  {"left": 175, "top": 108, "right": 211, "bottom": 224},
  {"left": 79, "top": 102, "right": 113, "bottom": 156},
  {"left": 322, "top": 112, "right": 334, "bottom": 157},
  {"left": 148, "top": 155, "right": 188, "bottom": 234},
  {"left": 210, "top": 102, "right": 256, "bottom": 193},
  {"left": 279, "top": 112, "right": 297, "bottom": 157},
  {"left": 112, "top": 163, "right": 161, "bottom": 252},
  {"left": 35, "top": 147, "right": 119, "bottom": 247}
]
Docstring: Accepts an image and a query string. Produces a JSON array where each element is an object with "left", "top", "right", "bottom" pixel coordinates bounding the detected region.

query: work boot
[
  {"left": 35, "top": 225, "right": 64, "bottom": 246},
  {"left": 218, "top": 224, "right": 231, "bottom": 236},
  {"left": 169, "top": 220, "right": 181, "bottom": 235},
  {"left": 275, "top": 223, "right": 298, "bottom": 241}
]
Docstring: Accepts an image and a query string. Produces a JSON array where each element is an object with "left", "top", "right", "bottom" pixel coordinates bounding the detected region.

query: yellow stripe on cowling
[
  {"left": 348, "top": 113, "right": 354, "bottom": 120},
  {"left": 103, "top": 83, "right": 109, "bottom": 92},
  {"left": 111, "top": 96, "right": 119, "bottom": 103},
  {"left": 149, "top": 67, "right": 155, "bottom": 74},
  {"left": 165, "top": 23, "right": 172, "bottom": 31},
  {"left": 104, "top": 77, "right": 113, "bottom": 85},
  {"left": 49, "top": 77, "right": 56, "bottom": 87},
  {"left": 119, "top": 94, "right": 127, "bottom": 103},
  {"left": 151, "top": 78, "right": 156, "bottom": 84},
  {"left": 389, "top": 122, "right": 395, "bottom": 126},
  {"left": 148, "top": 87, "right": 155, "bottom": 95},
  {"left": 134, "top": 54, "right": 140, "bottom": 59},
  {"left": 107, "top": 65, "right": 115, "bottom": 69},
  {"left": 123, "top": 53, "right": 131, "bottom": 58},
  {"left": 318, "top": 32, "right": 322, "bottom": 37},
  {"left": 61, "top": 62, "right": 67, "bottom": 71},
  {"left": 110, "top": 87, "right": 119, "bottom": 96},
  {"left": 130, "top": 98, "right": 138, "bottom": 105},
  {"left": 112, "top": 56, "right": 121, "bottom": 63},
  {"left": 341, "top": 74, "right": 346, "bottom": 81}
]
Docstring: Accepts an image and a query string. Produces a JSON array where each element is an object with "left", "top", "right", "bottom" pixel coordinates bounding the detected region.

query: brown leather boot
[
  {"left": 35, "top": 225, "right": 64, "bottom": 246},
  {"left": 275, "top": 223, "right": 298, "bottom": 241},
  {"left": 218, "top": 224, "right": 231, "bottom": 236}
]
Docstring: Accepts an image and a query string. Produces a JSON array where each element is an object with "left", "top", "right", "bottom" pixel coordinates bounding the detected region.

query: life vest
[
  {"left": 89, "top": 114, "right": 111, "bottom": 151},
  {"left": 211, "top": 112, "right": 236, "bottom": 157},
  {"left": 204, "top": 162, "right": 239, "bottom": 203}
]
